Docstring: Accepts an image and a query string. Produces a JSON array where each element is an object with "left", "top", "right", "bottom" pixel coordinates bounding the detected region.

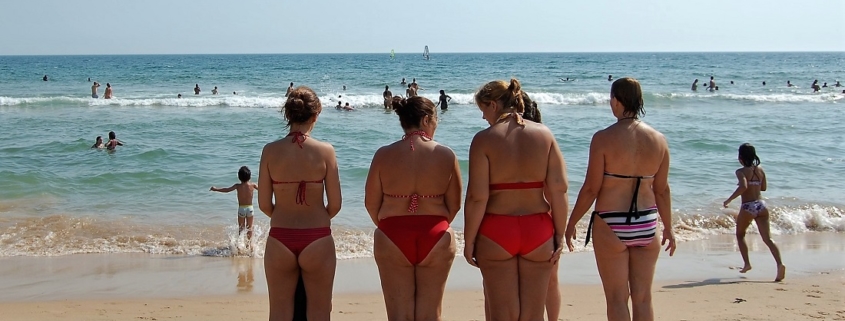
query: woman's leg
[
  {"left": 264, "top": 236, "right": 300, "bottom": 321},
  {"left": 592, "top": 218, "right": 632, "bottom": 321},
  {"left": 754, "top": 208, "right": 785, "bottom": 281},
  {"left": 735, "top": 211, "right": 755, "bottom": 272},
  {"left": 628, "top": 235, "right": 660, "bottom": 321},
  {"left": 546, "top": 262, "right": 561, "bottom": 321},
  {"left": 374, "top": 229, "right": 416, "bottom": 321},
  {"left": 518, "top": 238, "right": 555, "bottom": 321},
  {"left": 299, "top": 236, "right": 337, "bottom": 321},
  {"left": 415, "top": 229, "right": 457, "bottom": 321},
  {"left": 475, "top": 235, "right": 519, "bottom": 321}
]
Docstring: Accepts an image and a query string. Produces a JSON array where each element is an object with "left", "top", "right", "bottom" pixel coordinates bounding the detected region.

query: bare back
[
  {"left": 235, "top": 182, "right": 257, "bottom": 206},
  {"left": 474, "top": 120, "right": 556, "bottom": 215},
  {"left": 737, "top": 166, "right": 766, "bottom": 203},
  {"left": 258, "top": 135, "right": 340, "bottom": 228},
  {"left": 368, "top": 137, "right": 460, "bottom": 220},
  {"left": 593, "top": 121, "right": 668, "bottom": 211}
]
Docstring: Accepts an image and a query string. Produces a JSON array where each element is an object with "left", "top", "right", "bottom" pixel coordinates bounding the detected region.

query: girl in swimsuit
[
  {"left": 258, "top": 86, "right": 342, "bottom": 321},
  {"left": 565, "top": 78, "right": 676, "bottom": 321},
  {"left": 723, "top": 143, "right": 785, "bottom": 281},
  {"left": 464, "top": 79, "right": 569, "bottom": 320},
  {"left": 365, "top": 96, "right": 462, "bottom": 320}
]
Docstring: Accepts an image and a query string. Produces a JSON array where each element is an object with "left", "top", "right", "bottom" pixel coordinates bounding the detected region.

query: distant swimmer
[
  {"left": 560, "top": 77, "right": 571, "bottom": 82},
  {"left": 91, "top": 82, "right": 101, "bottom": 98},
  {"left": 91, "top": 136, "right": 104, "bottom": 149},
  {"left": 730, "top": 81, "right": 734, "bottom": 85},
  {"left": 342, "top": 85, "right": 347, "bottom": 91},
  {"left": 336, "top": 101, "right": 342, "bottom": 110},
  {"left": 691, "top": 79, "right": 699, "bottom": 91},
  {"left": 104, "top": 83, "right": 113, "bottom": 99},
  {"left": 709, "top": 76, "right": 716, "bottom": 92},
  {"left": 401, "top": 77, "right": 406, "bottom": 85},
  {"left": 194, "top": 84, "right": 201, "bottom": 95},
  {"left": 435, "top": 89, "right": 452, "bottom": 111},
  {"left": 822, "top": 82, "right": 828, "bottom": 88},
  {"left": 233, "top": 91, "right": 237, "bottom": 95},
  {"left": 43, "top": 75, "right": 48, "bottom": 81},
  {"left": 286, "top": 82, "right": 294, "bottom": 97},
  {"left": 607, "top": 74, "right": 612, "bottom": 81},
  {"left": 178, "top": 93, "right": 182, "bottom": 98},
  {"left": 811, "top": 80, "right": 820, "bottom": 92},
  {"left": 106, "top": 131, "right": 123, "bottom": 150},
  {"left": 88, "top": 77, "right": 91, "bottom": 82},
  {"left": 343, "top": 102, "right": 354, "bottom": 111},
  {"left": 382, "top": 85, "right": 392, "bottom": 109},
  {"left": 406, "top": 84, "right": 415, "bottom": 98},
  {"left": 835, "top": 81, "right": 841, "bottom": 87},
  {"left": 212, "top": 86, "right": 219, "bottom": 95},
  {"left": 762, "top": 81, "right": 766, "bottom": 86},
  {"left": 787, "top": 80, "right": 794, "bottom": 87}
]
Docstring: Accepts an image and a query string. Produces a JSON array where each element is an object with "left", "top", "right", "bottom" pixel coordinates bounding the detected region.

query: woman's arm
[
  {"left": 565, "top": 133, "right": 604, "bottom": 251},
  {"left": 364, "top": 149, "right": 383, "bottom": 226},
  {"left": 544, "top": 137, "right": 569, "bottom": 263},
  {"left": 723, "top": 169, "right": 748, "bottom": 207},
  {"left": 444, "top": 152, "right": 463, "bottom": 223},
  {"left": 463, "top": 135, "right": 489, "bottom": 268},
  {"left": 324, "top": 145, "right": 343, "bottom": 219},
  {"left": 257, "top": 145, "right": 274, "bottom": 218},
  {"left": 653, "top": 140, "right": 675, "bottom": 256}
]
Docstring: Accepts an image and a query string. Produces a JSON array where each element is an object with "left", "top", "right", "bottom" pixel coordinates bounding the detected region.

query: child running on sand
[
  {"left": 723, "top": 143, "right": 785, "bottom": 281},
  {"left": 210, "top": 166, "right": 259, "bottom": 247}
]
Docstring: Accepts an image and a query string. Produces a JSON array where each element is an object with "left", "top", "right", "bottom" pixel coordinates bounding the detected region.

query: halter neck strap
[
  {"left": 402, "top": 130, "right": 433, "bottom": 151},
  {"left": 287, "top": 131, "right": 308, "bottom": 148},
  {"left": 496, "top": 112, "right": 525, "bottom": 126}
]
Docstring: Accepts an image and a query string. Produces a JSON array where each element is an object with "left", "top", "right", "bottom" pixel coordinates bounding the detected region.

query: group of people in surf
[
  {"left": 248, "top": 76, "right": 784, "bottom": 321},
  {"left": 693, "top": 77, "right": 842, "bottom": 93}
]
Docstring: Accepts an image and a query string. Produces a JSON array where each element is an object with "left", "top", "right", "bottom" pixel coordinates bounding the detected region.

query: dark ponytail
[{"left": 738, "top": 143, "right": 761, "bottom": 167}]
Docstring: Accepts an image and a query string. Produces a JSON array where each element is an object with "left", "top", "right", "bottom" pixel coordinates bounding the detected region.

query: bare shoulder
[{"left": 433, "top": 141, "right": 458, "bottom": 159}]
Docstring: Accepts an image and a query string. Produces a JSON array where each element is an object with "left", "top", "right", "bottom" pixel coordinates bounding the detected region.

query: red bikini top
[
  {"left": 489, "top": 181, "right": 544, "bottom": 190},
  {"left": 272, "top": 179, "right": 324, "bottom": 206},
  {"left": 384, "top": 130, "right": 443, "bottom": 213}
]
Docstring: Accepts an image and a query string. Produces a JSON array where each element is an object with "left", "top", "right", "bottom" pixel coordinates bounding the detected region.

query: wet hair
[
  {"left": 610, "top": 77, "right": 645, "bottom": 118},
  {"left": 95, "top": 136, "right": 102, "bottom": 141},
  {"left": 238, "top": 166, "right": 251, "bottom": 182},
  {"left": 439, "top": 90, "right": 445, "bottom": 95},
  {"left": 738, "top": 143, "right": 760, "bottom": 167},
  {"left": 108, "top": 131, "right": 116, "bottom": 140},
  {"left": 385, "top": 85, "right": 389, "bottom": 90},
  {"left": 474, "top": 78, "right": 525, "bottom": 113},
  {"left": 521, "top": 91, "right": 542, "bottom": 123},
  {"left": 392, "top": 96, "right": 436, "bottom": 130},
  {"left": 283, "top": 86, "right": 322, "bottom": 126}
]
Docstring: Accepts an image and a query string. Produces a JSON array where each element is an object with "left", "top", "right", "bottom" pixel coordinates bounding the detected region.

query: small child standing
[{"left": 211, "top": 166, "right": 259, "bottom": 246}]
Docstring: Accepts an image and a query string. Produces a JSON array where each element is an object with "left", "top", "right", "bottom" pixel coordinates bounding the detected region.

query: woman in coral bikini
[
  {"left": 464, "top": 79, "right": 569, "bottom": 320},
  {"left": 723, "top": 143, "right": 785, "bottom": 281},
  {"left": 365, "top": 96, "right": 462, "bottom": 320},
  {"left": 258, "top": 86, "right": 342, "bottom": 321},
  {"left": 565, "top": 78, "right": 675, "bottom": 321}
]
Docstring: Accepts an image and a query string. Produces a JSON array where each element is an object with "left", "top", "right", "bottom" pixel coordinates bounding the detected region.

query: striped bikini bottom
[{"left": 586, "top": 206, "right": 659, "bottom": 247}]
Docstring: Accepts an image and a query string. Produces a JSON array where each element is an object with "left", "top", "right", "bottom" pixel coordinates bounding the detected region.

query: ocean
[{"left": 0, "top": 52, "right": 843, "bottom": 258}]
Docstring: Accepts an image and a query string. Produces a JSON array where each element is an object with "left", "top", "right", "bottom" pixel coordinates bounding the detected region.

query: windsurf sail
[
  {"left": 423, "top": 46, "right": 430, "bottom": 60},
  {"left": 390, "top": 49, "right": 395, "bottom": 60}
]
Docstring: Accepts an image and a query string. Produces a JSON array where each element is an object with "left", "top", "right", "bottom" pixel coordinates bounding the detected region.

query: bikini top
[
  {"left": 384, "top": 130, "right": 443, "bottom": 213},
  {"left": 271, "top": 131, "right": 323, "bottom": 206},
  {"left": 603, "top": 172, "right": 655, "bottom": 217},
  {"left": 496, "top": 112, "right": 525, "bottom": 126},
  {"left": 747, "top": 169, "right": 762, "bottom": 186}
]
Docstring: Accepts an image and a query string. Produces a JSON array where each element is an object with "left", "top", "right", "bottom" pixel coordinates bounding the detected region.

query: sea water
[{"left": 0, "top": 52, "right": 843, "bottom": 258}]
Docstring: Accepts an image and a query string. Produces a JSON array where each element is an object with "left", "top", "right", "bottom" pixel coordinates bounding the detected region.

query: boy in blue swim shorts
[{"left": 211, "top": 166, "right": 259, "bottom": 246}]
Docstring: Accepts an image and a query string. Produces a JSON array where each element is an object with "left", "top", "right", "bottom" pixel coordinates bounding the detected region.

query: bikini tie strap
[
  {"left": 402, "top": 130, "right": 433, "bottom": 151},
  {"left": 495, "top": 112, "right": 525, "bottom": 126},
  {"left": 295, "top": 181, "right": 309, "bottom": 206},
  {"left": 628, "top": 177, "right": 642, "bottom": 223},
  {"left": 287, "top": 131, "right": 308, "bottom": 149},
  {"left": 585, "top": 211, "right": 597, "bottom": 246},
  {"left": 408, "top": 193, "right": 420, "bottom": 213}
]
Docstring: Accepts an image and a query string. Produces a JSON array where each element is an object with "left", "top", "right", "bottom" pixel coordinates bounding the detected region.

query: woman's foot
[
  {"left": 775, "top": 265, "right": 786, "bottom": 282},
  {"left": 739, "top": 265, "right": 752, "bottom": 273}
]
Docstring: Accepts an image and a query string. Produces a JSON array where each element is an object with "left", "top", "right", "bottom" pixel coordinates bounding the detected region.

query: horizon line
[{"left": 1, "top": 50, "right": 844, "bottom": 57}]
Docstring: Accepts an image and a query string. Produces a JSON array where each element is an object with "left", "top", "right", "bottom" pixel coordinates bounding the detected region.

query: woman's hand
[
  {"left": 662, "top": 228, "right": 676, "bottom": 256},
  {"left": 550, "top": 235, "right": 564, "bottom": 264},
  {"left": 463, "top": 243, "right": 478, "bottom": 268},
  {"left": 564, "top": 226, "right": 576, "bottom": 252}
]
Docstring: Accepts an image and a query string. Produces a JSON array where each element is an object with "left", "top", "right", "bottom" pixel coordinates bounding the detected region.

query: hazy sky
[{"left": 1, "top": 0, "right": 843, "bottom": 55}]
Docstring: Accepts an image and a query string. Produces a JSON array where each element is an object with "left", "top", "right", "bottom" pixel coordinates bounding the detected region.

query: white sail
[{"left": 423, "top": 46, "right": 430, "bottom": 60}]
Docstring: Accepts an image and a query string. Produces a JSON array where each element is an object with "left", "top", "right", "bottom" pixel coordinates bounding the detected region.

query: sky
[{"left": 1, "top": 0, "right": 843, "bottom": 55}]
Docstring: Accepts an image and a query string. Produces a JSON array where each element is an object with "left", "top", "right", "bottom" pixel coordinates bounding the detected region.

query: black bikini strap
[
  {"left": 628, "top": 177, "right": 641, "bottom": 224},
  {"left": 585, "top": 211, "right": 597, "bottom": 246}
]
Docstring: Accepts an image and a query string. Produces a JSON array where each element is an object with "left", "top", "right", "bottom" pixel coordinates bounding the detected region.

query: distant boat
[
  {"left": 390, "top": 49, "right": 395, "bottom": 60},
  {"left": 423, "top": 46, "right": 430, "bottom": 60}
]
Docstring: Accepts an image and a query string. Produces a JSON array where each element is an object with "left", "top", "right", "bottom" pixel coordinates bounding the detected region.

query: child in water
[
  {"left": 91, "top": 136, "right": 104, "bottom": 149},
  {"left": 210, "top": 166, "right": 259, "bottom": 247},
  {"left": 106, "top": 131, "right": 123, "bottom": 150},
  {"left": 723, "top": 143, "right": 785, "bottom": 281}
]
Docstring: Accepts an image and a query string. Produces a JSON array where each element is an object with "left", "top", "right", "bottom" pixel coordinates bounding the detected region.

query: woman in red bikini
[
  {"left": 565, "top": 78, "right": 675, "bottom": 321},
  {"left": 365, "top": 96, "right": 462, "bottom": 320},
  {"left": 258, "top": 86, "right": 342, "bottom": 321},
  {"left": 464, "top": 79, "right": 569, "bottom": 320}
]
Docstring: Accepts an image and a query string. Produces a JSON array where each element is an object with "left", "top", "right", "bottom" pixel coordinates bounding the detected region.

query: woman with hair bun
[
  {"left": 365, "top": 95, "right": 462, "bottom": 320},
  {"left": 464, "top": 78, "right": 569, "bottom": 320},
  {"left": 565, "top": 77, "right": 675, "bottom": 320},
  {"left": 259, "top": 86, "right": 342, "bottom": 321}
]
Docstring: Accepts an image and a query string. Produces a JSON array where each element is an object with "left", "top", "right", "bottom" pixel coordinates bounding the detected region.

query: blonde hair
[{"left": 474, "top": 78, "right": 525, "bottom": 113}]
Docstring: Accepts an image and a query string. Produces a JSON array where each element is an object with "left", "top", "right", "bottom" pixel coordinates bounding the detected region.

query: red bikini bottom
[
  {"left": 479, "top": 212, "right": 554, "bottom": 256},
  {"left": 269, "top": 227, "right": 332, "bottom": 257},
  {"left": 378, "top": 215, "right": 450, "bottom": 265}
]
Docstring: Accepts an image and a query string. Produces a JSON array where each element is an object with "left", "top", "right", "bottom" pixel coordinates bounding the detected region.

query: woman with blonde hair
[
  {"left": 565, "top": 77, "right": 675, "bottom": 321},
  {"left": 259, "top": 86, "right": 342, "bottom": 321},
  {"left": 464, "top": 78, "right": 569, "bottom": 320},
  {"left": 365, "top": 96, "right": 462, "bottom": 320}
]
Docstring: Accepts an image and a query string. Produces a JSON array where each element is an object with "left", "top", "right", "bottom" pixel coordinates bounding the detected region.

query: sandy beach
[{"left": 1, "top": 233, "right": 843, "bottom": 320}]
